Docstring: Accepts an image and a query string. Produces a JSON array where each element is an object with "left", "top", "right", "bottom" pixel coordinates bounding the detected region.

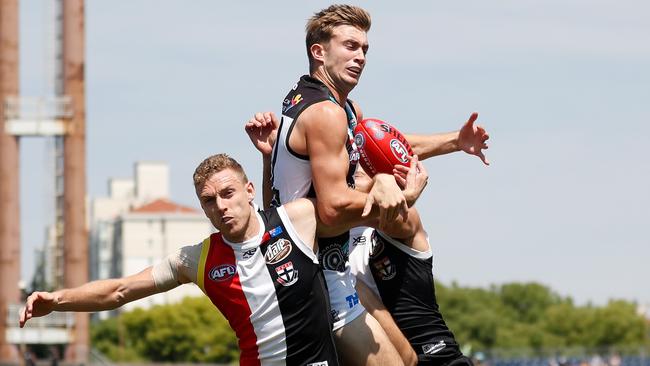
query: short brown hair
[
  {"left": 305, "top": 4, "right": 371, "bottom": 69},
  {"left": 193, "top": 153, "right": 248, "bottom": 188}
]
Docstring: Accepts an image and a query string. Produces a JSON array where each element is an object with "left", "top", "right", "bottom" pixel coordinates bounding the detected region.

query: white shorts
[{"left": 324, "top": 266, "right": 366, "bottom": 331}]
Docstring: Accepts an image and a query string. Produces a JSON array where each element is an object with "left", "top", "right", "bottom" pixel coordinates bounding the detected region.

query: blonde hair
[
  {"left": 193, "top": 153, "right": 248, "bottom": 188},
  {"left": 305, "top": 4, "right": 371, "bottom": 69}
]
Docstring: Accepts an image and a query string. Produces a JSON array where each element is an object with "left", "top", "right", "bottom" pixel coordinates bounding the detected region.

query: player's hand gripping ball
[{"left": 353, "top": 119, "right": 413, "bottom": 177}]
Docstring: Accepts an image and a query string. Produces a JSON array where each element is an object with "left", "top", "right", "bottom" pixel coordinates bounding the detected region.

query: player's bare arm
[
  {"left": 405, "top": 112, "right": 490, "bottom": 165},
  {"left": 19, "top": 267, "right": 165, "bottom": 327},
  {"left": 301, "top": 102, "right": 408, "bottom": 226}
]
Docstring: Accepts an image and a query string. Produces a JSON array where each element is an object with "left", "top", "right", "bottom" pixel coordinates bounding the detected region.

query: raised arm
[
  {"left": 19, "top": 267, "right": 165, "bottom": 327},
  {"left": 244, "top": 111, "right": 279, "bottom": 209},
  {"left": 405, "top": 112, "right": 490, "bottom": 165}
]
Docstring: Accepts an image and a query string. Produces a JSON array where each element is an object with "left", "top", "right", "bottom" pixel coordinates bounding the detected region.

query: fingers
[
  {"left": 19, "top": 306, "right": 27, "bottom": 328},
  {"left": 245, "top": 112, "right": 275, "bottom": 129},
  {"left": 478, "top": 125, "right": 489, "bottom": 140},
  {"left": 393, "top": 164, "right": 409, "bottom": 174},
  {"left": 393, "top": 172, "right": 406, "bottom": 188},
  {"left": 399, "top": 200, "right": 409, "bottom": 222},
  {"left": 466, "top": 112, "right": 478, "bottom": 128},
  {"left": 478, "top": 151, "right": 490, "bottom": 165},
  {"left": 393, "top": 165, "right": 408, "bottom": 188},
  {"left": 362, "top": 195, "right": 374, "bottom": 217},
  {"left": 268, "top": 112, "right": 280, "bottom": 127}
]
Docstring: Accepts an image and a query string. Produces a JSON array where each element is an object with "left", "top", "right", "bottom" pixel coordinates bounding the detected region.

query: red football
[{"left": 353, "top": 118, "right": 413, "bottom": 177}]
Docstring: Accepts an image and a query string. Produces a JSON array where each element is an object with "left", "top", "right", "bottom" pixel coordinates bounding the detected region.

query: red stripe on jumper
[{"left": 203, "top": 234, "right": 260, "bottom": 366}]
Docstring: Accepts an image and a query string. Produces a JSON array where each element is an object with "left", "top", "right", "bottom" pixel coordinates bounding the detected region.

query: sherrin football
[{"left": 353, "top": 118, "right": 413, "bottom": 177}]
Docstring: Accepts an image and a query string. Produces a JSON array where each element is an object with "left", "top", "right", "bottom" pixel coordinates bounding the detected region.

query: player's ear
[
  {"left": 310, "top": 43, "right": 326, "bottom": 63},
  {"left": 245, "top": 181, "right": 255, "bottom": 203}
]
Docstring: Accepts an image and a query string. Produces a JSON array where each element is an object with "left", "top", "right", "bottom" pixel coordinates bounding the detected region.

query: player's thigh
[{"left": 334, "top": 311, "right": 404, "bottom": 366}]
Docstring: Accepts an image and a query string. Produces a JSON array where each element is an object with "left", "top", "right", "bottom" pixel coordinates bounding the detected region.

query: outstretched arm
[
  {"left": 19, "top": 267, "right": 165, "bottom": 327},
  {"left": 405, "top": 112, "right": 490, "bottom": 165}
]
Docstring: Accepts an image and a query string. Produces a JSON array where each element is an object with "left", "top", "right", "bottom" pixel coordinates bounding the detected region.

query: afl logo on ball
[
  {"left": 265, "top": 239, "right": 292, "bottom": 264},
  {"left": 209, "top": 264, "right": 236, "bottom": 282},
  {"left": 390, "top": 139, "right": 410, "bottom": 163}
]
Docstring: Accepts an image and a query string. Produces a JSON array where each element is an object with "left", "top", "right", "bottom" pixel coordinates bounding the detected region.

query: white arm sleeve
[{"left": 151, "top": 242, "right": 203, "bottom": 291}]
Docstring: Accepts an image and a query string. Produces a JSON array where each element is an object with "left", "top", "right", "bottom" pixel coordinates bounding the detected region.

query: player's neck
[{"left": 311, "top": 69, "right": 350, "bottom": 106}]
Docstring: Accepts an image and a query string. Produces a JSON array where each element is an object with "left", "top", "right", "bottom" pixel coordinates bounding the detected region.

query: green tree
[{"left": 91, "top": 297, "right": 238, "bottom": 362}]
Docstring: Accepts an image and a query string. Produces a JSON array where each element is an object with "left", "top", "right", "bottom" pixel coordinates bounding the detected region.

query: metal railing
[{"left": 3, "top": 96, "right": 72, "bottom": 120}]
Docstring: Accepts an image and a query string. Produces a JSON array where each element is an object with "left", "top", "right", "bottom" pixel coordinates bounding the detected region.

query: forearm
[
  {"left": 317, "top": 198, "right": 378, "bottom": 237},
  {"left": 262, "top": 154, "right": 273, "bottom": 209},
  {"left": 53, "top": 268, "right": 158, "bottom": 312},
  {"left": 317, "top": 188, "right": 376, "bottom": 227},
  {"left": 405, "top": 131, "right": 459, "bottom": 160},
  {"left": 52, "top": 278, "right": 132, "bottom": 312}
]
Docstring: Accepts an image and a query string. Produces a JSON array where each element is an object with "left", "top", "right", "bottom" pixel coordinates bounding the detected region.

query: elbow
[{"left": 317, "top": 197, "right": 350, "bottom": 227}]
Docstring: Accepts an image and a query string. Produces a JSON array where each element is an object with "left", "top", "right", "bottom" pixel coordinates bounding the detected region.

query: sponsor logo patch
[
  {"left": 354, "top": 133, "right": 365, "bottom": 148},
  {"left": 307, "top": 362, "right": 329, "bottom": 366},
  {"left": 373, "top": 256, "right": 396, "bottom": 281},
  {"left": 345, "top": 292, "right": 360, "bottom": 309},
  {"left": 282, "top": 94, "right": 303, "bottom": 113},
  {"left": 320, "top": 245, "right": 346, "bottom": 272},
  {"left": 352, "top": 235, "right": 366, "bottom": 246},
  {"left": 275, "top": 261, "right": 299, "bottom": 286},
  {"left": 208, "top": 264, "right": 236, "bottom": 282},
  {"left": 265, "top": 238, "right": 292, "bottom": 264},
  {"left": 242, "top": 248, "right": 257, "bottom": 260},
  {"left": 422, "top": 340, "right": 446, "bottom": 355}
]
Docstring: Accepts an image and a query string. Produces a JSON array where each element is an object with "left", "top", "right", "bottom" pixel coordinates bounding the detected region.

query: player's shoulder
[
  {"left": 299, "top": 101, "right": 348, "bottom": 129},
  {"left": 282, "top": 198, "right": 317, "bottom": 223}
]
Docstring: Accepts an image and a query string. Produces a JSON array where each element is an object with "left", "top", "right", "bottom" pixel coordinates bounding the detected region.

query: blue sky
[{"left": 19, "top": 1, "right": 649, "bottom": 305}]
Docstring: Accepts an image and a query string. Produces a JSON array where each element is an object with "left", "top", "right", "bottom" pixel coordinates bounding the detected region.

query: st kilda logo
[
  {"left": 265, "top": 239, "right": 292, "bottom": 264},
  {"left": 209, "top": 264, "right": 236, "bottom": 282}
]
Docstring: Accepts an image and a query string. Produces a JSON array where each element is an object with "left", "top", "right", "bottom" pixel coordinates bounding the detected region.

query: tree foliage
[
  {"left": 436, "top": 281, "right": 649, "bottom": 352},
  {"left": 91, "top": 297, "right": 238, "bottom": 362},
  {"left": 91, "top": 282, "right": 650, "bottom": 362}
]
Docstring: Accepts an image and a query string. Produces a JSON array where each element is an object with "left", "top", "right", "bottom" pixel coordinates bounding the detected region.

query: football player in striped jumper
[{"left": 19, "top": 153, "right": 428, "bottom": 366}]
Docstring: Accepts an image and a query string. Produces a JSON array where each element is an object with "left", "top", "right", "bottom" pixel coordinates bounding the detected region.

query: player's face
[
  {"left": 323, "top": 25, "right": 368, "bottom": 90},
  {"left": 196, "top": 168, "right": 256, "bottom": 242},
  {"left": 353, "top": 166, "right": 373, "bottom": 193}
]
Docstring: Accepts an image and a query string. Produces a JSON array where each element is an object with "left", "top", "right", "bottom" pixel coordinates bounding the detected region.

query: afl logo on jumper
[
  {"left": 209, "top": 264, "right": 236, "bottom": 282},
  {"left": 390, "top": 139, "right": 410, "bottom": 163},
  {"left": 265, "top": 239, "right": 292, "bottom": 264},
  {"left": 275, "top": 261, "right": 299, "bottom": 286}
]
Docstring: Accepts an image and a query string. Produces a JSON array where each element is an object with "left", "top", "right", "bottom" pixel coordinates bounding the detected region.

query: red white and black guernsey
[
  {"left": 348, "top": 227, "right": 466, "bottom": 366},
  {"left": 196, "top": 206, "right": 339, "bottom": 366}
]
